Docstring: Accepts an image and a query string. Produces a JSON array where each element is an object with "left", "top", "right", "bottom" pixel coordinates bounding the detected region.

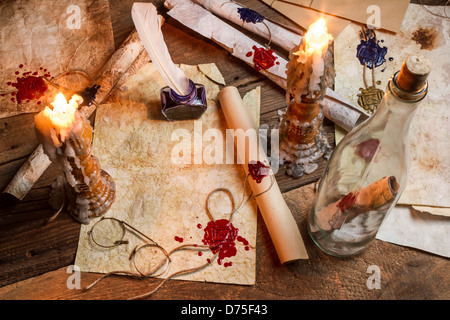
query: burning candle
[
  {"left": 286, "top": 18, "right": 333, "bottom": 102},
  {"left": 279, "top": 18, "right": 333, "bottom": 178},
  {"left": 35, "top": 93, "right": 115, "bottom": 224}
]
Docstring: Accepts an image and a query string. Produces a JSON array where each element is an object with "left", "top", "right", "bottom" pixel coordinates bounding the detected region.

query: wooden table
[{"left": 0, "top": 0, "right": 448, "bottom": 301}]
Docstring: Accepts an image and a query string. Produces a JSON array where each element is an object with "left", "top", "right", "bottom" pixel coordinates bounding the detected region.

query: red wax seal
[
  {"left": 356, "top": 138, "right": 380, "bottom": 160},
  {"left": 202, "top": 219, "right": 239, "bottom": 266},
  {"left": 6, "top": 65, "right": 49, "bottom": 104},
  {"left": 337, "top": 191, "right": 358, "bottom": 212},
  {"left": 251, "top": 45, "right": 278, "bottom": 71},
  {"left": 248, "top": 161, "right": 271, "bottom": 183}
]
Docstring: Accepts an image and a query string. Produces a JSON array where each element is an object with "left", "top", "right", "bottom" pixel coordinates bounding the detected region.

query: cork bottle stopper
[{"left": 397, "top": 54, "right": 431, "bottom": 93}]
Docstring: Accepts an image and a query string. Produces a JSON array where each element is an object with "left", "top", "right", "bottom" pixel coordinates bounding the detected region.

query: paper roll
[{"left": 218, "top": 86, "right": 308, "bottom": 263}]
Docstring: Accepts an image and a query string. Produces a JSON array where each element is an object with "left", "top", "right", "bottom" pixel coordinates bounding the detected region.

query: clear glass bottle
[
  {"left": 160, "top": 79, "right": 207, "bottom": 121},
  {"left": 308, "top": 55, "right": 430, "bottom": 256}
]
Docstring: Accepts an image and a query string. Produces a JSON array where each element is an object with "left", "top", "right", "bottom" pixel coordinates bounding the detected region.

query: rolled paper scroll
[
  {"left": 3, "top": 30, "right": 146, "bottom": 200},
  {"left": 194, "top": 0, "right": 302, "bottom": 52},
  {"left": 316, "top": 176, "right": 399, "bottom": 231},
  {"left": 218, "top": 86, "right": 308, "bottom": 263}
]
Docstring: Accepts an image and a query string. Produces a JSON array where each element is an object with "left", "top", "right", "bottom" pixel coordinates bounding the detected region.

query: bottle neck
[
  {"left": 389, "top": 71, "right": 428, "bottom": 103},
  {"left": 368, "top": 73, "right": 427, "bottom": 136}
]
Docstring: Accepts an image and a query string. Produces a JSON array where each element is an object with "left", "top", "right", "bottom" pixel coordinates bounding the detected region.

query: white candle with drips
[
  {"left": 34, "top": 93, "right": 115, "bottom": 224},
  {"left": 286, "top": 18, "right": 333, "bottom": 102}
]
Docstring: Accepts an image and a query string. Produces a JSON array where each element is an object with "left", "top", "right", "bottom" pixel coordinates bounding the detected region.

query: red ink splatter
[
  {"left": 337, "top": 191, "right": 358, "bottom": 212},
  {"left": 202, "top": 219, "right": 238, "bottom": 266},
  {"left": 6, "top": 66, "right": 50, "bottom": 104},
  {"left": 237, "top": 236, "right": 248, "bottom": 246},
  {"left": 245, "top": 246, "right": 249, "bottom": 251},
  {"left": 248, "top": 161, "right": 271, "bottom": 183},
  {"left": 174, "top": 236, "right": 184, "bottom": 243},
  {"left": 223, "top": 262, "right": 232, "bottom": 268},
  {"left": 251, "top": 45, "right": 278, "bottom": 71},
  {"left": 356, "top": 138, "right": 380, "bottom": 160}
]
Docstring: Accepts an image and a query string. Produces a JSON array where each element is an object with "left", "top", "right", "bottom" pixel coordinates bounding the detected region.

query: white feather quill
[{"left": 131, "top": 2, "right": 190, "bottom": 95}]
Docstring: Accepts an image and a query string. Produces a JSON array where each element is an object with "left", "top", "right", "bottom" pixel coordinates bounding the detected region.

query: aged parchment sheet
[
  {"left": 75, "top": 63, "right": 259, "bottom": 285},
  {"left": 0, "top": 0, "right": 115, "bottom": 118}
]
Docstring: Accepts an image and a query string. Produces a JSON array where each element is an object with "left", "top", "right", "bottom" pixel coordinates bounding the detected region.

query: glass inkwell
[{"left": 160, "top": 79, "right": 207, "bottom": 121}]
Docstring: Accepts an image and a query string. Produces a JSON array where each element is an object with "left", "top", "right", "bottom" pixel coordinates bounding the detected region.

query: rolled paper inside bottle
[
  {"left": 316, "top": 176, "right": 399, "bottom": 231},
  {"left": 218, "top": 86, "right": 308, "bottom": 263},
  {"left": 355, "top": 176, "right": 399, "bottom": 210}
]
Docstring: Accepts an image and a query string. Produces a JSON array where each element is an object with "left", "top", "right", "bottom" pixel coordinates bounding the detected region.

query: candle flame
[
  {"left": 43, "top": 93, "right": 81, "bottom": 128},
  {"left": 294, "top": 18, "right": 333, "bottom": 61},
  {"left": 304, "top": 18, "right": 332, "bottom": 53}
]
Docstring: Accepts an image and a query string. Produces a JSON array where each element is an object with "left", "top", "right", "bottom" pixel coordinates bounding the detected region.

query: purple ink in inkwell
[{"left": 161, "top": 80, "right": 207, "bottom": 121}]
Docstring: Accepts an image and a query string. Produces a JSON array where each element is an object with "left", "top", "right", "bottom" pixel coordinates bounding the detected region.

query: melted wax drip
[
  {"left": 356, "top": 38, "right": 387, "bottom": 69},
  {"left": 237, "top": 8, "right": 264, "bottom": 24},
  {"left": 201, "top": 219, "right": 249, "bottom": 267},
  {"left": 5, "top": 64, "right": 50, "bottom": 104},
  {"left": 247, "top": 45, "right": 279, "bottom": 71},
  {"left": 248, "top": 161, "right": 270, "bottom": 183}
]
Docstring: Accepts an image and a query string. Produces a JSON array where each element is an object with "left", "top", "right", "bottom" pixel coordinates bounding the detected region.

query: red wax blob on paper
[
  {"left": 197, "top": 223, "right": 202, "bottom": 229},
  {"left": 246, "top": 51, "right": 253, "bottom": 57},
  {"left": 248, "top": 160, "right": 271, "bottom": 183},
  {"left": 10, "top": 76, "right": 47, "bottom": 104},
  {"left": 337, "top": 191, "right": 358, "bottom": 212},
  {"left": 5, "top": 65, "right": 50, "bottom": 104},
  {"left": 174, "top": 236, "right": 184, "bottom": 243},
  {"left": 223, "top": 262, "right": 232, "bottom": 268},
  {"left": 202, "top": 219, "right": 239, "bottom": 266},
  {"left": 251, "top": 45, "right": 278, "bottom": 71}
]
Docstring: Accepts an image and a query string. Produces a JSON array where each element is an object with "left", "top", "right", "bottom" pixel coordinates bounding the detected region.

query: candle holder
[
  {"left": 279, "top": 18, "right": 333, "bottom": 178},
  {"left": 35, "top": 94, "right": 115, "bottom": 224}
]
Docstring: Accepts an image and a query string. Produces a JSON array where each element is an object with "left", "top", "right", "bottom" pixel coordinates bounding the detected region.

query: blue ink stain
[
  {"left": 237, "top": 8, "right": 265, "bottom": 24},
  {"left": 356, "top": 38, "right": 388, "bottom": 69}
]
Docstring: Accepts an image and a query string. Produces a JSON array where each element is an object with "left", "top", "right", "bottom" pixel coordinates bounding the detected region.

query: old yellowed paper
[
  {"left": 277, "top": 0, "right": 410, "bottom": 33},
  {"left": 75, "top": 63, "right": 259, "bottom": 285},
  {"left": 0, "top": 0, "right": 115, "bottom": 119}
]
